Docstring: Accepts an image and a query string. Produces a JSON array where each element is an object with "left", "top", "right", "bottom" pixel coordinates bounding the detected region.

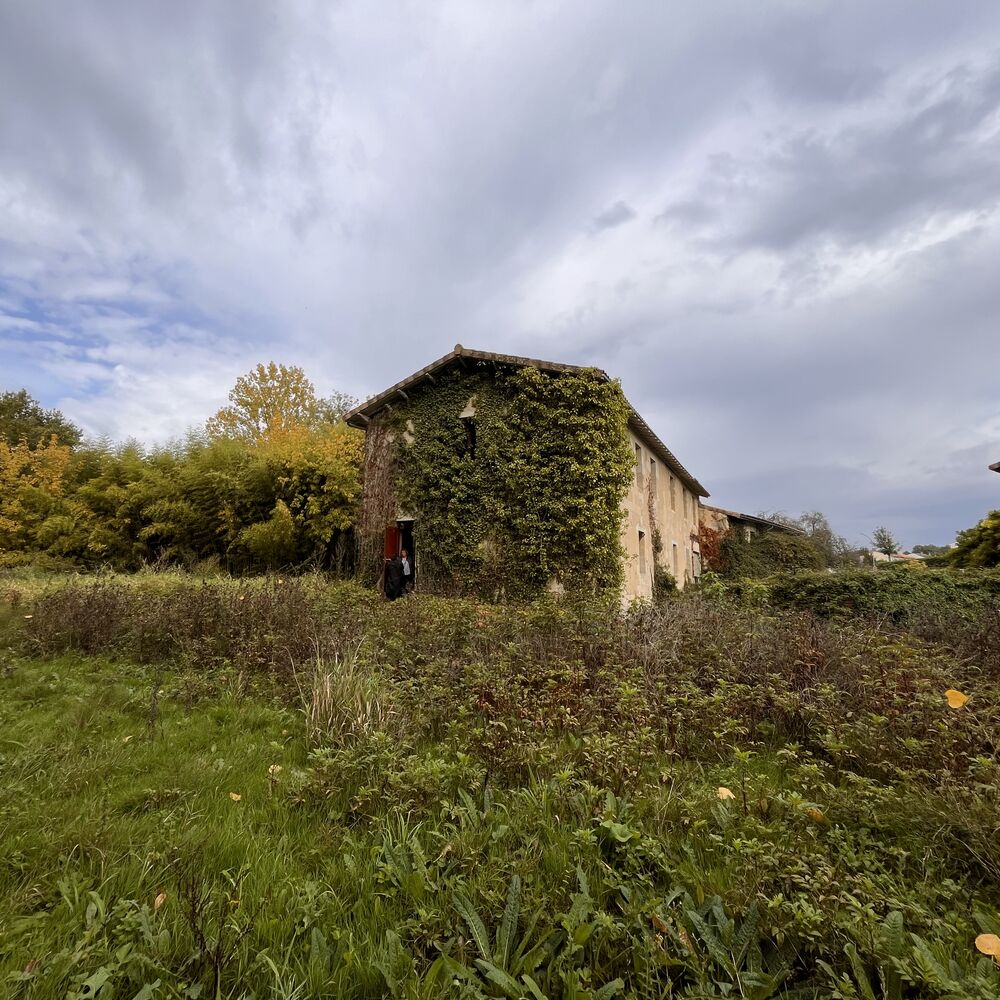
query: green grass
[{"left": 2, "top": 577, "right": 1000, "bottom": 997}]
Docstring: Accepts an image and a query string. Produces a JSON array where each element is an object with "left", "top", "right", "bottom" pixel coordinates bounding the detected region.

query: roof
[
  {"left": 345, "top": 344, "right": 709, "bottom": 497},
  {"left": 701, "top": 504, "right": 806, "bottom": 535}
]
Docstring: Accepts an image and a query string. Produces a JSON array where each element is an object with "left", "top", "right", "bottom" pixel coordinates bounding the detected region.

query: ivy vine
[{"left": 365, "top": 362, "right": 634, "bottom": 598}]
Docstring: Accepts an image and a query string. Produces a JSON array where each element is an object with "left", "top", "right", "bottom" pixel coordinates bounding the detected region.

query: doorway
[
  {"left": 398, "top": 519, "right": 415, "bottom": 590},
  {"left": 382, "top": 520, "right": 416, "bottom": 596}
]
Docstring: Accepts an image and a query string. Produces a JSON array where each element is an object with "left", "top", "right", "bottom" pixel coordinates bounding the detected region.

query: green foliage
[
  {"left": 391, "top": 365, "right": 634, "bottom": 597},
  {"left": 0, "top": 388, "right": 82, "bottom": 448},
  {"left": 718, "top": 529, "right": 824, "bottom": 578},
  {"left": 238, "top": 499, "right": 298, "bottom": 568},
  {"left": 0, "top": 418, "right": 362, "bottom": 573},
  {"left": 872, "top": 526, "right": 901, "bottom": 560},
  {"left": 951, "top": 510, "right": 1000, "bottom": 568},
  {"left": 2, "top": 573, "right": 1000, "bottom": 996}
]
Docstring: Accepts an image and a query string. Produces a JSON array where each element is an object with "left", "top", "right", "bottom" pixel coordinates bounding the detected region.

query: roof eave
[{"left": 344, "top": 344, "right": 709, "bottom": 496}]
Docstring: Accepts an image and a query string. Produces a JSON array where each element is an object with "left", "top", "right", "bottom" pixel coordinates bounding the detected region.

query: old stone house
[
  {"left": 699, "top": 505, "right": 805, "bottom": 544},
  {"left": 345, "top": 345, "right": 708, "bottom": 601}
]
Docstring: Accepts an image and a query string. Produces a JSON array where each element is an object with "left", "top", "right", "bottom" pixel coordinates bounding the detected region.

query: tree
[
  {"left": 318, "top": 390, "right": 359, "bottom": 424},
  {"left": 0, "top": 437, "right": 73, "bottom": 557},
  {"left": 950, "top": 510, "right": 1000, "bottom": 568},
  {"left": 912, "top": 543, "right": 951, "bottom": 557},
  {"left": 0, "top": 389, "right": 81, "bottom": 448},
  {"left": 871, "top": 526, "right": 901, "bottom": 562},
  {"left": 758, "top": 509, "right": 851, "bottom": 568},
  {"left": 206, "top": 363, "right": 323, "bottom": 443}
]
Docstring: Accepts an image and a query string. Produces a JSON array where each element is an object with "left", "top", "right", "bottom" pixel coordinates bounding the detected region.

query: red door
[{"left": 383, "top": 526, "right": 400, "bottom": 559}]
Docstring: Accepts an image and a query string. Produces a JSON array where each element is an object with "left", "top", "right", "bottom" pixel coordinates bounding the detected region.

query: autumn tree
[
  {"left": 206, "top": 363, "right": 324, "bottom": 443},
  {"left": 0, "top": 437, "right": 73, "bottom": 557}
]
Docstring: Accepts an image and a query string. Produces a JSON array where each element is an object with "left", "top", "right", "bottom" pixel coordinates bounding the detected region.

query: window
[
  {"left": 672, "top": 542, "right": 679, "bottom": 579},
  {"left": 649, "top": 458, "right": 657, "bottom": 501},
  {"left": 669, "top": 475, "right": 676, "bottom": 511},
  {"left": 638, "top": 529, "right": 646, "bottom": 577},
  {"left": 634, "top": 444, "right": 643, "bottom": 489},
  {"left": 460, "top": 416, "right": 476, "bottom": 459}
]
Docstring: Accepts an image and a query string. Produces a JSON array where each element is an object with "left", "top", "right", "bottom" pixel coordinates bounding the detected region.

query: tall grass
[{"left": 1, "top": 573, "right": 999, "bottom": 997}]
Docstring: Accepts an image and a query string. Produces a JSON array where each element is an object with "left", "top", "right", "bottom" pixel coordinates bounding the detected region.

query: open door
[
  {"left": 398, "top": 519, "right": 415, "bottom": 591},
  {"left": 383, "top": 525, "right": 400, "bottom": 559}
]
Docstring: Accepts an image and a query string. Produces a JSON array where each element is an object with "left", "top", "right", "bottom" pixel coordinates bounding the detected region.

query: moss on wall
[{"left": 365, "top": 362, "right": 634, "bottom": 598}]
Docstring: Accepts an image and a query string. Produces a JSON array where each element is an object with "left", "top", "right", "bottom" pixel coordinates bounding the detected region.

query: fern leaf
[
  {"left": 476, "top": 959, "right": 525, "bottom": 998},
  {"left": 522, "top": 973, "right": 548, "bottom": 1000},
  {"left": 844, "top": 942, "right": 878, "bottom": 1000},
  {"left": 497, "top": 874, "right": 521, "bottom": 969},
  {"left": 455, "top": 891, "right": 493, "bottom": 963},
  {"left": 593, "top": 978, "right": 625, "bottom": 999},
  {"left": 731, "top": 902, "right": 759, "bottom": 967},
  {"left": 686, "top": 908, "right": 736, "bottom": 977},
  {"left": 880, "top": 910, "right": 905, "bottom": 957}
]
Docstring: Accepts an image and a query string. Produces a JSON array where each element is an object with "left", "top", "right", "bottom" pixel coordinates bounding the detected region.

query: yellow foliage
[
  {"left": 206, "top": 363, "right": 322, "bottom": 443},
  {"left": 975, "top": 933, "right": 1000, "bottom": 960},
  {"left": 717, "top": 787, "right": 735, "bottom": 800},
  {"left": 0, "top": 436, "right": 72, "bottom": 551},
  {"left": 945, "top": 689, "right": 969, "bottom": 709}
]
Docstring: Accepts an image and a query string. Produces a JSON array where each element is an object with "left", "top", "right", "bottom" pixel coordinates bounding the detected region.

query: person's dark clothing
[{"left": 385, "top": 556, "right": 404, "bottom": 600}]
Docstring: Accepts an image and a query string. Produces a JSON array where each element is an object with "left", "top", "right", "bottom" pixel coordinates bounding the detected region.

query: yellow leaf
[
  {"left": 229, "top": 792, "right": 242, "bottom": 802},
  {"left": 717, "top": 787, "right": 735, "bottom": 800},
  {"left": 154, "top": 891, "right": 167, "bottom": 910},
  {"left": 23, "top": 614, "right": 32, "bottom": 620},
  {"left": 976, "top": 933, "right": 1000, "bottom": 959},
  {"left": 122, "top": 735, "right": 133, "bottom": 744},
  {"left": 806, "top": 807, "right": 826, "bottom": 823},
  {"left": 945, "top": 689, "right": 969, "bottom": 709}
]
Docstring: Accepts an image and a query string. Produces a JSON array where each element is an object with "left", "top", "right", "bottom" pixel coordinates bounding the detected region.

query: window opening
[{"left": 460, "top": 416, "right": 476, "bottom": 459}]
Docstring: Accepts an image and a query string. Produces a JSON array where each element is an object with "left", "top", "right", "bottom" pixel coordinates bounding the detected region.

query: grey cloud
[
  {"left": 1, "top": 1, "right": 1000, "bottom": 545},
  {"left": 662, "top": 57, "right": 1000, "bottom": 254},
  {"left": 590, "top": 201, "right": 636, "bottom": 233}
]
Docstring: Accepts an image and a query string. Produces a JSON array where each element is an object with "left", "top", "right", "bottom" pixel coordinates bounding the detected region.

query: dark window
[{"left": 460, "top": 416, "right": 477, "bottom": 459}]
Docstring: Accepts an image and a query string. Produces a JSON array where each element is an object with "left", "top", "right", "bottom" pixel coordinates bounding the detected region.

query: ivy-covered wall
[{"left": 359, "top": 362, "right": 634, "bottom": 599}]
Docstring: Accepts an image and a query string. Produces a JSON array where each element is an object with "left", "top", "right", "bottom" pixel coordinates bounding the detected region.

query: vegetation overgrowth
[
  {"left": 2, "top": 570, "right": 1000, "bottom": 997},
  {"left": 363, "top": 364, "right": 635, "bottom": 596},
  {"left": 0, "top": 373, "right": 363, "bottom": 576}
]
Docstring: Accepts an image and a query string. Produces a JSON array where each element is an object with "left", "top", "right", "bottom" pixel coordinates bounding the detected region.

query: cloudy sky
[{"left": 2, "top": 2, "right": 999, "bottom": 546}]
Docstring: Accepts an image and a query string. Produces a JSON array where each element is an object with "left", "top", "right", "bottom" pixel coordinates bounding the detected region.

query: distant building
[
  {"left": 871, "top": 549, "right": 924, "bottom": 563},
  {"left": 699, "top": 505, "right": 804, "bottom": 544}
]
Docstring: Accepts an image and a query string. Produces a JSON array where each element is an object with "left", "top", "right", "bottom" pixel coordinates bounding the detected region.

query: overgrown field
[{"left": 2, "top": 571, "right": 1000, "bottom": 998}]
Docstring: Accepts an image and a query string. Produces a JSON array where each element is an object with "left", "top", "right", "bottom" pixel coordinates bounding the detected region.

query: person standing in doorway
[
  {"left": 385, "top": 552, "right": 404, "bottom": 600},
  {"left": 401, "top": 548, "right": 414, "bottom": 593}
]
